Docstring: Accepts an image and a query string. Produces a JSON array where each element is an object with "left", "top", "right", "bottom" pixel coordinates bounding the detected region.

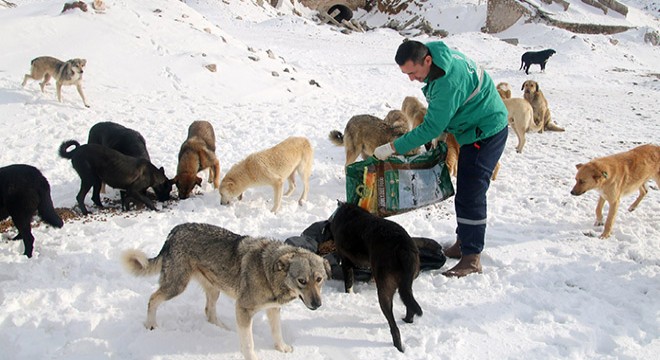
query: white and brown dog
[{"left": 22, "top": 56, "right": 89, "bottom": 107}]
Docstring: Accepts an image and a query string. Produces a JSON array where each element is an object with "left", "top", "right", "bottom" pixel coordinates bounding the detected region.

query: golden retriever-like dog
[
  {"left": 521, "top": 80, "right": 564, "bottom": 132},
  {"left": 401, "top": 96, "right": 459, "bottom": 175},
  {"left": 219, "top": 136, "right": 313, "bottom": 214},
  {"left": 497, "top": 82, "right": 539, "bottom": 153},
  {"left": 570, "top": 144, "right": 660, "bottom": 239},
  {"left": 496, "top": 82, "right": 512, "bottom": 100},
  {"left": 174, "top": 120, "right": 220, "bottom": 199},
  {"left": 401, "top": 96, "right": 426, "bottom": 128},
  {"left": 328, "top": 111, "right": 415, "bottom": 165},
  {"left": 400, "top": 96, "right": 499, "bottom": 179}
]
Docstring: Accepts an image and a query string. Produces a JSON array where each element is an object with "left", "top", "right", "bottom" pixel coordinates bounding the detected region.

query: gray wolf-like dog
[
  {"left": 520, "top": 49, "right": 556, "bottom": 75},
  {"left": 326, "top": 202, "right": 422, "bottom": 353},
  {"left": 59, "top": 140, "right": 172, "bottom": 215},
  {"left": 174, "top": 120, "right": 221, "bottom": 199},
  {"left": 219, "top": 136, "right": 313, "bottom": 214},
  {"left": 0, "top": 164, "right": 63, "bottom": 258},
  {"left": 328, "top": 111, "right": 417, "bottom": 165},
  {"left": 570, "top": 144, "right": 660, "bottom": 239},
  {"left": 122, "top": 222, "right": 331, "bottom": 360},
  {"left": 22, "top": 56, "right": 90, "bottom": 107}
]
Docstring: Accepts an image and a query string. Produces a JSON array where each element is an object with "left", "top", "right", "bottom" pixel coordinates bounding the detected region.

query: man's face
[{"left": 399, "top": 55, "right": 432, "bottom": 82}]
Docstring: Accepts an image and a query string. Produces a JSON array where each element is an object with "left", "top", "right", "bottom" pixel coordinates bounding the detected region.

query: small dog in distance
[{"left": 22, "top": 56, "right": 90, "bottom": 107}]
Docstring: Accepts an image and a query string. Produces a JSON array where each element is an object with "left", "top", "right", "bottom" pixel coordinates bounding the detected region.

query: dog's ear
[
  {"left": 195, "top": 176, "right": 202, "bottom": 187},
  {"left": 575, "top": 163, "right": 583, "bottom": 169},
  {"left": 521, "top": 82, "right": 526, "bottom": 91},
  {"left": 275, "top": 253, "right": 295, "bottom": 272},
  {"left": 535, "top": 82, "right": 540, "bottom": 91}
]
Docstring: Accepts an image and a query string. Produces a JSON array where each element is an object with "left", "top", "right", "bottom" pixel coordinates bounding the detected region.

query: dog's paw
[
  {"left": 275, "top": 342, "right": 293, "bottom": 353},
  {"left": 211, "top": 318, "right": 229, "bottom": 330},
  {"left": 593, "top": 219, "right": 604, "bottom": 227},
  {"left": 144, "top": 321, "right": 157, "bottom": 330},
  {"left": 627, "top": 205, "right": 637, "bottom": 212},
  {"left": 582, "top": 230, "right": 598, "bottom": 238}
]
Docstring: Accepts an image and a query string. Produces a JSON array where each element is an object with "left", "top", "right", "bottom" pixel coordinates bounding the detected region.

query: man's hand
[{"left": 374, "top": 143, "right": 395, "bottom": 160}]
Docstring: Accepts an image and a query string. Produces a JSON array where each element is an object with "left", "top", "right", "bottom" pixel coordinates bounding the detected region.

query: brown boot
[
  {"left": 443, "top": 238, "right": 461, "bottom": 259},
  {"left": 442, "top": 254, "right": 482, "bottom": 278}
]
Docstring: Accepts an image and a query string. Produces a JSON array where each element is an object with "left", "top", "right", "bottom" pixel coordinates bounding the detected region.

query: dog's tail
[
  {"left": 37, "top": 180, "right": 64, "bottom": 229},
  {"left": 121, "top": 249, "right": 162, "bottom": 277},
  {"left": 58, "top": 140, "right": 81, "bottom": 159},
  {"left": 545, "top": 122, "right": 565, "bottom": 132},
  {"left": 328, "top": 130, "right": 344, "bottom": 146}
]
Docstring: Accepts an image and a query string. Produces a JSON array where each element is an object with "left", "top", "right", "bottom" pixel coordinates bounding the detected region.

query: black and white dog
[{"left": 520, "top": 49, "right": 556, "bottom": 75}]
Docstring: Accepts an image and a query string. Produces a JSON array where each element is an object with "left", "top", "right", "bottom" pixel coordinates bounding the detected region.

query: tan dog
[
  {"left": 521, "top": 80, "right": 564, "bottom": 132},
  {"left": 22, "top": 56, "right": 90, "bottom": 107},
  {"left": 219, "top": 136, "right": 313, "bottom": 214},
  {"left": 174, "top": 120, "right": 220, "bottom": 199},
  {"left": 570, "top": 144, "right": 660, "bottom": 239},
  {"left": 498, "top": 82, "right": 541, "bottom": 152},
  {"left": 401, "top": 96, "right": 426, "bottom": 128},
  {"left": 401, "top": 96, "right": 459, "bottom": 175},
  {"left": 329, "top": 112, "right": 416, "bottom": 165},
  {"left": 496, "top": 82, "right": 512, "bottom": 100},
  {"left": 503, "top": 98, "right": 540, "bottom": 153},
  {"left": 400, "top": 96, "right": 497, "bottom": 179}
]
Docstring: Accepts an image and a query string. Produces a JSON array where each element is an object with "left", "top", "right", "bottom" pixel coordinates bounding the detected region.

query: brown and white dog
[
  {"left": 22, "top": 56, "right": 90, "bottom": 107},
  {"left": 521, "top": 80, "right": 564, "bottom": 132},
  {"left": 570, "top": 144, "right": 660, "bottom": 239},
  {"left": 174, "top": 120, "right": 221, "bottom": 199}
]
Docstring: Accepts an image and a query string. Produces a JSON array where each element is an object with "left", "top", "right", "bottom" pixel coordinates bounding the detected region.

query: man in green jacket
[{"left": 374, "top": 40, "right": 508, "bottom": 277}]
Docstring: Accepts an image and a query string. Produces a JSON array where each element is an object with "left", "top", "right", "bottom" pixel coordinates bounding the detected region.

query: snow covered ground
[{"left": 0, "top": 0, "right": 658, "bottom": 359}]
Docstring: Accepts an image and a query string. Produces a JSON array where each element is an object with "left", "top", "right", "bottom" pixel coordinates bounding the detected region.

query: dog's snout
[
  {"left": 308, "top": 299, "right": 321, "bottom": 310},
  {"left": 300, "top": 294, "right": 322, "bottom": 310}
]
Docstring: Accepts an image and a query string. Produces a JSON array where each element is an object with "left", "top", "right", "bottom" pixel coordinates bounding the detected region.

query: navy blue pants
[{"left": 455, "top": 127, "right": 507, "bottom": 255}]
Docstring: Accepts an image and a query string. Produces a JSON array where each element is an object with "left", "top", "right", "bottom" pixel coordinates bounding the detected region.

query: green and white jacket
[{"left": 393, "top": 41, "right": 508, "bottom": 153}]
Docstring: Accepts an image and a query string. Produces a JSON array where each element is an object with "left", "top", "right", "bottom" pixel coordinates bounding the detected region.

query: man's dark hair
[{"left": 395, "top": 40, "right": 429, "bottom": 66}]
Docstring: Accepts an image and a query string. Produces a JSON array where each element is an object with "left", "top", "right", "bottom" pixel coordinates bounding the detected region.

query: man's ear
[{"left": 424, "top": 54, "right": 433, "bottom": 66}]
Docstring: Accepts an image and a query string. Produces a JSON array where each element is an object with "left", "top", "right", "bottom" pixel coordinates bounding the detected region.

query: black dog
[
  {"left": 520, "top": 49, "right": 556, "bottom": 75},
  {"left": 0, "top": 164, "right": 63, "bottom": 257},
  {"left": 326, "top": 202, "right": 422, "bottom": 353},
  {"left": 58, "top": 140, "right": 172, "bottom": 215},
  {"left": 87, "top": 121, "right": 150, "bottom": 160}
]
